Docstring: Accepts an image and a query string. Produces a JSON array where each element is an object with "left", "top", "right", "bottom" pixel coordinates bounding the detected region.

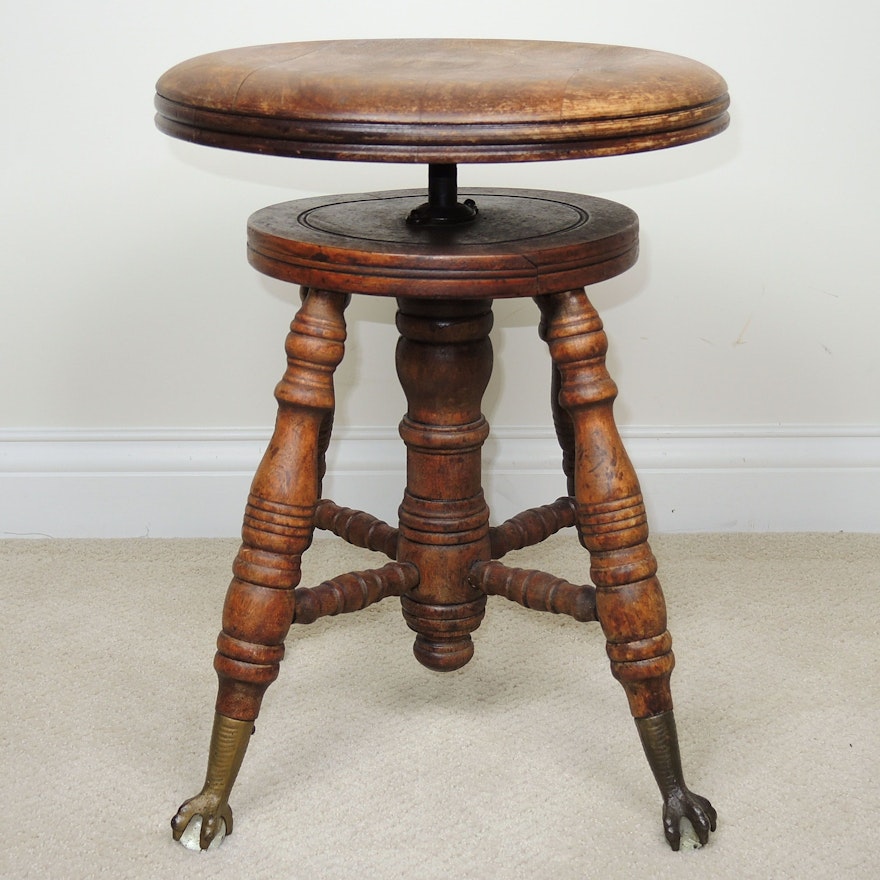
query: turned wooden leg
[
  {"left": 395, "top": 298, "right": 493, "bottom": 671},
  {"left": 537, "top": 289, "right": 716, "bottom": 850},
  {"left": 171, "top": 288, "right": 349, "bottom": 850}
]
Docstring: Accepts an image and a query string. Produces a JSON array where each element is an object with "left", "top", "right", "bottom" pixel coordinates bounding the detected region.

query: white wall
[{"left": 2, "top": 1, "right": 879, "bottom": 535}]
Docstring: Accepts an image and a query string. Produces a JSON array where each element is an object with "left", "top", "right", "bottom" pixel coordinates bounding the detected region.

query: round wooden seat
[{"left": 155, "top": 39, "right": 729, "bottom": 163}]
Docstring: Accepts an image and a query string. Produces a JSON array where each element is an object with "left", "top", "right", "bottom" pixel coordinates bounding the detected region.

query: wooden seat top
[{"left": 155, "top": 39, "right": 728, "bottom": 163}]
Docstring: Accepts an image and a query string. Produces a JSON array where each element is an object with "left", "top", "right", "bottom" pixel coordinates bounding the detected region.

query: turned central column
[{"left": 395, "top": 298, "right": 494, "bottom": 671}]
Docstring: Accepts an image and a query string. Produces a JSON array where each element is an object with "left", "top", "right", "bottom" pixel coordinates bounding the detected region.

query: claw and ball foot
[
  {"left": 171, "top": 713, "right": 255, "bottom": 851},
  {"left": 636, "top": 710, "right": 717, "bottom": 851}
]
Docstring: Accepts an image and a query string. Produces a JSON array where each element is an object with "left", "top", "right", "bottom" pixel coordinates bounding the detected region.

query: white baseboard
[{"left": 1, "top": 426, "right": 878, "bottom": 537}]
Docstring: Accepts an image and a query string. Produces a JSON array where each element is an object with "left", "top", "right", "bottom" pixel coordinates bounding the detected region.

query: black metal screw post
[{"left": 406, "top": 163, "right": 479, "bottom": 227}]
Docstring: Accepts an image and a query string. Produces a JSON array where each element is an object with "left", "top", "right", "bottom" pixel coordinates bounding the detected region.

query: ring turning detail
[{"left": 156, "top": 38, "right": 728, "bottom": 853}]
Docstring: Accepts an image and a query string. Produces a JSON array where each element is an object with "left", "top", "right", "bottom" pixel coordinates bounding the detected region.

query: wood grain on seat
[{"left": 155, "top": 39, "right": 729, "bottom": 162}]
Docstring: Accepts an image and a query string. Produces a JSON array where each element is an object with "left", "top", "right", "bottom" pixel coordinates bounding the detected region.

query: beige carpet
[{"left": 1, "top": 533, "right": 878, "bottom": 879}]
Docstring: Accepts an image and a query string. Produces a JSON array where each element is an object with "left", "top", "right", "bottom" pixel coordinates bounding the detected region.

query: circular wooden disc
[
  {"left": 156, "top": 39, "right": 728, "bottom": 163},
  {"left": 247, "top": 189, "right": 639, "bottom": 299}
]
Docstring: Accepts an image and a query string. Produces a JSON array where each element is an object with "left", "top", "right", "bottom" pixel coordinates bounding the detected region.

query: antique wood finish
[
  {"left": 246, "top": 189, "right": 638, "bottom": 300},
  {"left": 313, "top": 498, "right": 399, "bottom": 558},
  {"left": 173, "top": 287, "right": 348, "bottom": 849},
  {"left": 170, "top": 191, "right": 717, "bottom": 852},
  {"left": 214, "top": 288, "right": 349, "bottom": 723},
  {"left": 537, "top": 289, "right": 673, "bottom": 718},
  {"left": 395, "top": 297, "right": 494, "bottom": 671},
  {"left": 155, "top": 39, "right": 728, "bottom": 163},
  {"left": 160, "top": 39, "right": 727, "bottom": 853},
  {"left": 536, "top": 289, "right": 716, "bottom": 848},
  {"left": 489, "top": 496, "right": 577, "bottom": 558},
  {"left": 469, "top": 560, "right": 597, "bottom": 622},
  {"left": 291, "top": 562, "right": 419, "bottom": 624}
]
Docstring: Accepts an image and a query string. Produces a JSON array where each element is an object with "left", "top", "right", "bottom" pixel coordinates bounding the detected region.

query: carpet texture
[{"left": 1, "top": 533, "right": 878, "bottom": 879}]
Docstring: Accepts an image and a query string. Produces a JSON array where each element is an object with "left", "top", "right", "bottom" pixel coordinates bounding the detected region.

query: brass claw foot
[
  {"left": 171, "top": 793, "right": 233, "bottom": 851},
  {"left": 171, "top": 713, "right": 255, "bottom": 851},
  {"left": 636, "top": 710, "right": 717, "bottom": 851},
  {"left": 660, "top": 785, "right": 717, "bottom": 852}
]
